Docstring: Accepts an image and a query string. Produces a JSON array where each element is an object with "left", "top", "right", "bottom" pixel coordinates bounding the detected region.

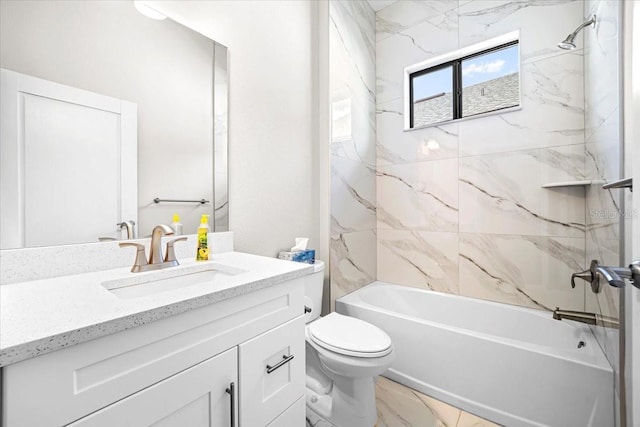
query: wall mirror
[{"left": 0, "top": 0, "right": 228, "bottom": 249}]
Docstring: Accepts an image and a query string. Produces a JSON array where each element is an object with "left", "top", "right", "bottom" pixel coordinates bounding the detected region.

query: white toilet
[{"left": 304, "top": 261, "right": 394, "bottom": 427}]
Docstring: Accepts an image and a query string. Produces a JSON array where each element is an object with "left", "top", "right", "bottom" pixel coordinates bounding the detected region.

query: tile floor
[
  {"left": 306, "top": 376, "right": 501, "bottom": 427},
  {"left": 375, "top": 377, "right": 500, "bottom": 427}
]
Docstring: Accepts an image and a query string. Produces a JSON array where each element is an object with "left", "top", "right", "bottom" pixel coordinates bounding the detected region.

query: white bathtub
[{"left": 336, "top": 282, "right": 614, "bottom": 427}]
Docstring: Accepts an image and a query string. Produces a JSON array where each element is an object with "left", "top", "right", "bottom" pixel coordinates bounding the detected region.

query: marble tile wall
[
  {"left": 582, "top": 0, "right": 622, "bottom": 407},
  {"left": 376, "top": 0, "right": 588, "bottom": 312},
  {"left": 329, "top": 0, "right": 377, "bottom": 308}
]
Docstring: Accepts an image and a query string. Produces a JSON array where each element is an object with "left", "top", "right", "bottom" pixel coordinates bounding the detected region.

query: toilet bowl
[{"left": 304, "top": 261, "right": 394, "bottom": 427}]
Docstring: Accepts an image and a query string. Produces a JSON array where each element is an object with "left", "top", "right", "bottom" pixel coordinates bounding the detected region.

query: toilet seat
[{"left": 308, "top": 313, "right": 392, "bottom": 358}]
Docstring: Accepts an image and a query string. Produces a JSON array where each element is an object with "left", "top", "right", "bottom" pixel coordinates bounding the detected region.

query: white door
[
  {"left": 623, "top": 2, "right": 639, "bottom": 425},
  {"left": 67, "top": 347, "right": 238, "bottom": 427},
  {"left": 0, "top": 69, "right": 137, "bottom": 248}
]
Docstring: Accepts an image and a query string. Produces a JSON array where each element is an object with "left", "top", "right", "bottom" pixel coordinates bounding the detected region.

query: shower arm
[{"left": 564, "top": 15, "right": 597, "bottom": 40}]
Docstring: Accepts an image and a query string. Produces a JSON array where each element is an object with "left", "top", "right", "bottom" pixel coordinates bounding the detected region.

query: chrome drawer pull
[
  {"left": 266, "top": 354, "right": 294, "bottom": 374},
  {"left": 225, "top": 382, "right": 235, "bottom": 427}
]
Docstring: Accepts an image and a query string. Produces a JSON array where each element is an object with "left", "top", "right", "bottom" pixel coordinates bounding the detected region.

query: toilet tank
[{"left": 304, "top": 260, "right": 325, "bottom": 323}]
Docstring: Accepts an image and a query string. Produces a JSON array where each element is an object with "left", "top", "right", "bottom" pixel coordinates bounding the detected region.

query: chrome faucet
[
  {"left": 595, "top": 260, "right": 640, "bottom": 290},
  {"left": 573, "top": 259, "right": 640, "bottom": 291},
  {"left": 149, "top": 224, "right": 174, "bottom": 265},
  {"left": 117, "top": 220, "right": 136, "bottom": 239},
  {"left": 119, "top": 224, "right": 187, "bottom": 273},
  {"left": 553, "top": 308, "right": 619, "bottom": 329}
]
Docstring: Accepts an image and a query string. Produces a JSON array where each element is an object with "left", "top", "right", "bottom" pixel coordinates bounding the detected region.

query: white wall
[{"left": 149, "top": 1, "right": 322, "bottom": 258}]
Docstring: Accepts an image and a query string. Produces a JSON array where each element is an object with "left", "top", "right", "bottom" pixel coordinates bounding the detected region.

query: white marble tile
[
  {"left": 375, "top": 0, "right": 459, "bottom": 42},
  {"left": 457, "top": 0, "right": 583, "bottom": 64},
  {"left": 584, "top": 0, "right": 620, "bottom": 141},
  {"left": 377, "top": 98, "right": 459, "bottom": 165},
  {"left": 331, "top": 156, "right": 377, "bottom": 234},
  {"left": 377, "top": 158, "right": 458, "bottom": 232},
  {"left": 459, "top": 233, "right": 585, "bottom": 311},
  {"left": 330, "top": 230, "right": 377, "bottom": 309},
  {"left": 331, "top": 0, "right": 376, "bottom": 89},
  {"left": 585, "top": 185, "right": 621, "bottom": 271},
  {"left": 330, "top": 0, "right": 377, "bottom": 166},
  {"left": 459, "top": 145, "right": 586, "bottom": 237},
  {"left": 459, "top": 51, "right": 584, "bottom": 157},
  {"left": 376, "top": 10, "right": 458, "bottom": 105},
  {"left": 377, "top": 229, "right": 458, "bottom": 294},
  {"left": 585, "top": 109, "right": 620, "bottom": 182}
]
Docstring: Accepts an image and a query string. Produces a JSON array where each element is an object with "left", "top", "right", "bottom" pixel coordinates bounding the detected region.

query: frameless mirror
[{"left": 0, "top": 0, "right": 228, "bottom": 249}]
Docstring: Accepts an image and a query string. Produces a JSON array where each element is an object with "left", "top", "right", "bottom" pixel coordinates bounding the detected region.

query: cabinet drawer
[
  {"left": 266, "top": 397, "right": 306, "bottom": 427},
  {"left": 239, "top": 315, "right": 305, "bottom": 426},
  {"left": 68, "top": 347, "right": 238, "bottom": 427}
]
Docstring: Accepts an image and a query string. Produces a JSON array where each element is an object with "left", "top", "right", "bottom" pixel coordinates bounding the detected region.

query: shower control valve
[{"left": 570, "top": 260, "right": 601, "bottom": 294}]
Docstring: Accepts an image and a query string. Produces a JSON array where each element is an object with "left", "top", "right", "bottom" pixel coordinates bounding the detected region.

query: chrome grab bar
[
  {"left": 153, "top": 198, "right": 210, "bottom": 204},
  {"left": 602, "top": 177, "right": 632, "bottom": 191}
]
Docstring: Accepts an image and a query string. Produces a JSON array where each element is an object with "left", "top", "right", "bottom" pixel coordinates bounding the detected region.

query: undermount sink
[{"left": 102, "top": 262, "right": 246, "bottom": 299}]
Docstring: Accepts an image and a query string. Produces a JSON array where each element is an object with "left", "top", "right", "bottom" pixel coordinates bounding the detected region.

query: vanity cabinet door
[
  {"left": 68, "top": 347, "right": 237, "bottom": 427},
  {"left": 239, "top": 315, "right": 305, "bottom": 426}
]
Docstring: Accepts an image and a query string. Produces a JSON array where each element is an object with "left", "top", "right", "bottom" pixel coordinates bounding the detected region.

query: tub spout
[{"left": 553, "top": 308, "right": 619, "bottom": 329}]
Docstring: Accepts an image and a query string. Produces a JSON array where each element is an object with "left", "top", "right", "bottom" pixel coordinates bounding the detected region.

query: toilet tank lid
[{"left": 313, "top": 260, "right": 324, "bottom": 273}]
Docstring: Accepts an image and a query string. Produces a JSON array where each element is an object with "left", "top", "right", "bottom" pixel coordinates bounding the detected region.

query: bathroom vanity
[{"left": 0, "top": 235, "right": 313, "bottom": 427}]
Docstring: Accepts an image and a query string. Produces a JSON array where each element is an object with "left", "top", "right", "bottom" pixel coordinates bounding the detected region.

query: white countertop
[{"left": 0, "top": 252, "right": 314, "bottom": 367}]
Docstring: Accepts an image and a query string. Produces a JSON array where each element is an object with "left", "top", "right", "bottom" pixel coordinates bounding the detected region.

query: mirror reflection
[{"left": 0, "top": 0, "right": 228, "bottom": 249}]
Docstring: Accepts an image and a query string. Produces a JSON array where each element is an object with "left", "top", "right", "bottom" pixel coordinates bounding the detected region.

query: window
[{"left": 405, "top": 32, "right": 520, "bottom": 129}]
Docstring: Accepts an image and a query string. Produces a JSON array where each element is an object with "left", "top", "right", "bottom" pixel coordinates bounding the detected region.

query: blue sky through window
[
  {"left": 462, "top": 44, "right": 518, "bottom": 87},
  {"left": 412, "top": 44, "right": 519, "bottom": 101},
  {"left": 413, "top": 66, "right": 452, "bottom": 101}
]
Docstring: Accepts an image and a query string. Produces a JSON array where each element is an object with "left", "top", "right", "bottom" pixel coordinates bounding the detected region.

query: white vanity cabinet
[
  {"left": 68, "top": 347, "right": 238, "bottom": 427},
  {"left": 1, "top": 277, "right": 307, "bottom": 427}
]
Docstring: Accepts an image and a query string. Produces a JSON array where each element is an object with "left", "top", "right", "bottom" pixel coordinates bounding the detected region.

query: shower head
[{"left": 558, "top": 15, "right": 596, "bottom": 50}]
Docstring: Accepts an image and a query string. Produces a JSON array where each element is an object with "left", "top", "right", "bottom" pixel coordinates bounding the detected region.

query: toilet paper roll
[{"left": 303, "top": 296, "right": 314, "bottom": 321}]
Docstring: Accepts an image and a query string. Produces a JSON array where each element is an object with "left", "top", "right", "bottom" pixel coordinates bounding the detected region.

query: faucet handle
[
  {"left": 571, "top": 260, "right": 601, "bottom": 293},
  {"left": 119, "top": 242, "right": 149, "bottom": 272},
  {"left": 571, "top": 269, "right": 592, "bottom": 289},
  {"left": 164, "top": 237, "right": 188, "bottom": 264}
]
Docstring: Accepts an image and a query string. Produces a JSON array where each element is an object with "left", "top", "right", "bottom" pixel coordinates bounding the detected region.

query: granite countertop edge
[{"left": 0, "top": 252, "right": 315, "bottom": 367}]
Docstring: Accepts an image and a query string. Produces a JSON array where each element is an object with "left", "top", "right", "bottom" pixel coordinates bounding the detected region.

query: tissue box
[{"left": 278, "top": 249, "right": 316, "bottom": 264}]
